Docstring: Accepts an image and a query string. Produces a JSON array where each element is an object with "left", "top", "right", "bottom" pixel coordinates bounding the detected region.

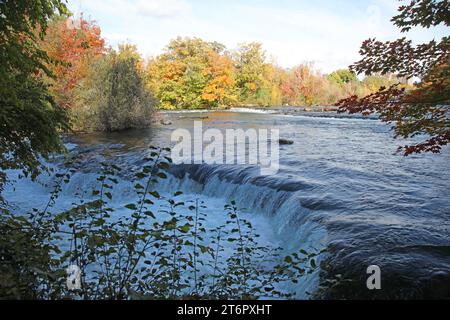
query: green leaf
[
  {"left": 135, "top": 172, "right": 146, "bottom": 179},
  {"left": 179, "top": 224, "right": 190, "bottom": 233},
  {"left": 108, "top": 178, "right": 119, "bottom": 184},
  {"left": 144, "top": 211, "right": 155, "bottom": 219},
  {"left": 158, "top": 162, "right": 170, "bottom": 170},
  {"left": 125, "top": 203, "right": 137, "bottom": 210},
  {"left": 284, "top": 256, "right": 293, "bottom": 264},
  {"left": 149, "top": 191, "right": 160, "bottom": 199},
  {"left": 134, "top": 183, "right": 145, "bottom": 190},
  {"left": 157, "top": 172, "right": 167, "bottom": 179}
]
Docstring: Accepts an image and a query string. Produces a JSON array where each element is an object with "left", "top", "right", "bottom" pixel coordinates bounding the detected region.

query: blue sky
[{"left": 66, "top": 0, "right": 449, "bottom": 73}]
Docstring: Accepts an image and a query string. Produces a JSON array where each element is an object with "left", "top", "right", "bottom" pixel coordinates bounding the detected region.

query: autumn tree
[
  {"left": 146, "top": 36, "right": 423, "bottom": 110},
  {"left": 201, "top": 51, "right": 237, "bottom": 108},
  {"left": 40, "top": 15, "right": 105, "bottom": 109},
  {"left": 328, "top": 69, "right": 358, "bottom": 85},
  {"left": 259, "top": 62, "right": 286, "bottom": 106},
  {"left": 281, "top": 63, "right": 330, "bottom": 106},
  {"left": 360, "top": 74, "right": 399, "bottom": 93},
  {"left": 234, "top": 42, "right": 268, "bottom": 105},
  {"left": 337, "top": 0, "right": 450, "bottom": 155},
  {"left": 147, "top": 37, "right": 236, "bottom": 109},
  {"left": 0, "top": 0, "right": 69, "bottom": 193}
]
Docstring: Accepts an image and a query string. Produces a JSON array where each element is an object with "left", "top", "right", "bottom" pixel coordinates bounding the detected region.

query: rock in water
[
  {"left": 160, "top": 119, "right": 173, "bottom": 126},
  {"left": 279, "top": 138, "right": 294, "bottom": 145}
]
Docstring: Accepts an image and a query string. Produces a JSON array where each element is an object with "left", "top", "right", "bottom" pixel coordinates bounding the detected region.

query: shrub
[{"left": 73, "top": 44, "right": 157, "bottom": 132}]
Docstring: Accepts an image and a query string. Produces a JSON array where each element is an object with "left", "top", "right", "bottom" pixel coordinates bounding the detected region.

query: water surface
[{"left": 6, "top": 109, "right": 450, "bottom": 298}]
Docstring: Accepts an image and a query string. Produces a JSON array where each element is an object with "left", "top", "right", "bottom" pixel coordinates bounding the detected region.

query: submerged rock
[
  {"left": 279, "top": 138, "right": 294, "bottom": 145},
  {"left": 160, "top": 119, "right": 173, "bottom": 126}
]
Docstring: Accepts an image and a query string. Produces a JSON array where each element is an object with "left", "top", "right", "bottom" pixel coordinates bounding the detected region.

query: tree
[
  {"left": 258, "top": 62, "right": 286, "bottom": 107},
  {"left": 147, "top": 37, "right": 235, "bottom": 109},
  {"left": 234, "top": 43, "right": 267, "bottom": 105},
  {"left": 40, "top": 15, "right": 105, "bottom": 109},
  {"left": 281, "top": 63, "right": 329, "bottom": 106},
  {"left": 74, "top": 44, "right": 156, "bottom": 132},
  {"left": 328, "top": 69, "right": 358, "bottom": 85},
  {"left": 0, "top": 0, "right": 70, "bottom": 193},
  {"left": 201, "top": 51, "right": 237, "bottom": 108},
  {"left": 337, "top": 0, "right": 450, "bottom": 155}
]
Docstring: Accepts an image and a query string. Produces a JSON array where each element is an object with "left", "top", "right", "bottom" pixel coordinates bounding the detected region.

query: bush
[{"left": 73, "top": 44, "right": 157, "bottom": 132}]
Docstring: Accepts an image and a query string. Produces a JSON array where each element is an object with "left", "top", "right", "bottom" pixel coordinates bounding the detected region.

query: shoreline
[{"left": 157, "top": 105, "right": 339, "bottom": 113}]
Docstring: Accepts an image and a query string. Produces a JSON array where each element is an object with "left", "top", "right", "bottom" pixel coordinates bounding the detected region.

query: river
[{"left": 4, "top": 108, "right": 450, "bottom": 299}]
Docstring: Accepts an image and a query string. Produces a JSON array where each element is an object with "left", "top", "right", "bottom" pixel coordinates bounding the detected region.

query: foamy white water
[{"left": 4, "top": 110, "right": 450, "bottom": 299}]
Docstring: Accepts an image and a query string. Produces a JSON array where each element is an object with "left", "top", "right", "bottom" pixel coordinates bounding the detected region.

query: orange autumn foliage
[
  {"left": 201, "top": 51, "right": 236, "bottom": 106},
  {"left": 40, "top": 16, "right": 105, "bottom": 109}
]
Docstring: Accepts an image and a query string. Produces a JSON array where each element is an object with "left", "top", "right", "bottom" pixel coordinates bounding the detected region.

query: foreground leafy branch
[
  {"left": 0, "top": 147, "right": 317, "bottom": 300},
  {"left": 337, "top": 0, "right": 449, "bottom": 156}
]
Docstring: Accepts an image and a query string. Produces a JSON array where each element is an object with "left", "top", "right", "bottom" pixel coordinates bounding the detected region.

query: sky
[{"left": 66, "top": 0, "right": 449, "bottom": 74}]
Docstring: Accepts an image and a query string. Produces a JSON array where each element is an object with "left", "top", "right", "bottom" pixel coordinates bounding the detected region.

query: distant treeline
[{"left": 40, "top": 16, "right": 404, "bottom": 131}]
